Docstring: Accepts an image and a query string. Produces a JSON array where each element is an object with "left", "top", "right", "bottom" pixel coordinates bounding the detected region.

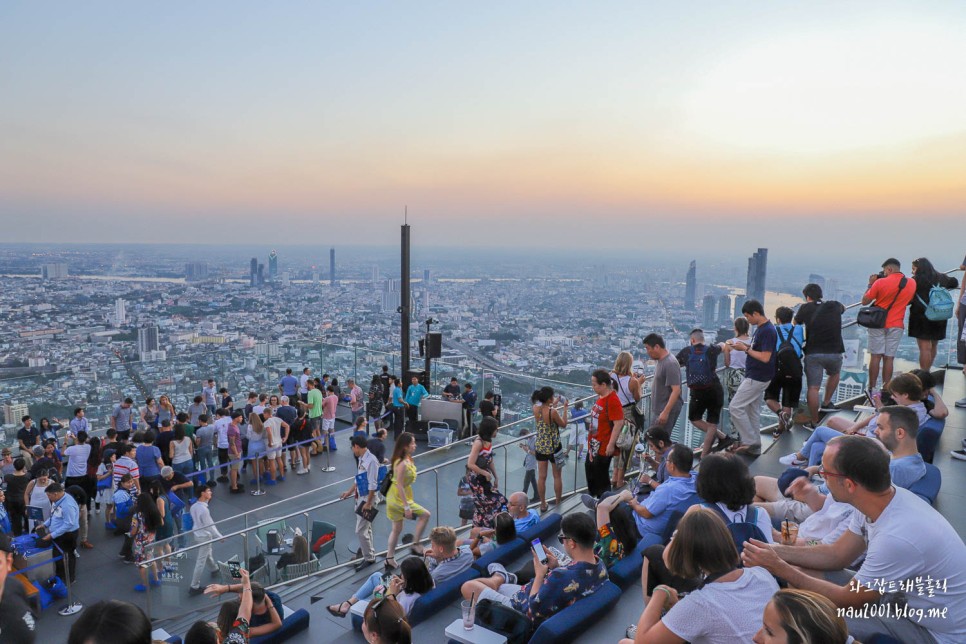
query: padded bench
[
  {"left": 351, "top": 567, "right": 482, "bottom": 631},
  {"left": 917, "top": 416, "right": 945, "bottom": 464},
  {"left": 908, "top": 463, "right": 942, "bottom": 506},
  {"left": 517, "top": 513, "right": 562, "bottom": 544},
  {"left": 161, "top": 605, "right": 309, "bottom": 644},
  {"left": 528, "top": 580, "right": 622, "bottom": 644}
]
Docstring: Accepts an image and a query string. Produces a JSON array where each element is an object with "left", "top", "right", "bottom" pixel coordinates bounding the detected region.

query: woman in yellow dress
[{"left": 385, "top": 432, "right": 431, "bottom": 570}]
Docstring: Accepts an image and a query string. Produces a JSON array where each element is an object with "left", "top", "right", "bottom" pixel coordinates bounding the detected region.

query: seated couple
[{"left": 460, "top": 513, "right": 608, "bottom": 627}]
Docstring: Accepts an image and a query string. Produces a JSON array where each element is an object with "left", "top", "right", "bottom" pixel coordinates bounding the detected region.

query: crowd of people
[{"left": 3, "top": 253, "right": 965, "bottom": 643}]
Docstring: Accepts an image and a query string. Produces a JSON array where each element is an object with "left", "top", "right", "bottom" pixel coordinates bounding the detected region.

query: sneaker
[
  {"left": 780, "top": 410, "right": 792, "bottom": 429},
  {"left": 277, "top": 476, "right": 285, "bottom": 482},
  {"left": 134, "top": 584, "right": 148, "bottom": 592},
  {"left": 580, "top": 494, "right": 597, "bottom": 510},
  {"left": 712, "top": 435, "right": 735, "bottom": 452},
  {"left": 264, "top": 479, "right": 277, "bottom": 486},
  {"left": 487, "top": 563, "right": 517, "bottom": 585},
  {"left": 779, "top": 453, "right": 807, "bottom": 466},
  {"left": 819, "top": 403, "right": 839, "bottom": 412},
  {"left": 354, "top": 558, "right": 377, "bottom": 572},
  {"left": 95, "top": 507, "right": 100, "bottom": 515},
  {"left": 188, "top": 585, "right": 205, "bottom": 596},
  {"left": 296, "top": 468, "right": 308, "bottom": 475},
  {"left": 951, "top": 449, "right": 966, "bottom": 461},
  {"left": 216, "top": 476, "right": 229, "bottom": 483},
  {"left": 80, "top": 541, "right": 94, "bottom": 550},
  {"left": 956, "top": 397, "right": 966, "bottom": 409},
  {"left": 801, "top": 422, "right": 817, "bottom": 432}
]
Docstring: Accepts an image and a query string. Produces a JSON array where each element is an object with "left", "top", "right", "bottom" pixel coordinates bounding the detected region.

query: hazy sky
[{"left": 2, "top": 2, "right": 965, "bottom": 259}]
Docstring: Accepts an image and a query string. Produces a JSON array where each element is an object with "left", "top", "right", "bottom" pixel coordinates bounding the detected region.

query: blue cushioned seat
[
  {"left": 472, "top": 537, "right": 530, "bottom": 575},
  {"left": 528, "top": 580, "right": 622, "bottom": 644},
  {"left": 908, "top": 463, "right": 941, "bottom": 506},
  {"left": 250, "top": 608, "right": 310, "bottom": 644},
  {"left": 916, "top": 416, "right": 945, "bottom": 464},
  {"left": 408, "top": 567, "right": 481, "bottom": 626},
  {"left": 607, "top": 546, "right": 643, "bottom": 588},
  {"left": 517, "top": 513, "right": 562, "bottom": 544}
]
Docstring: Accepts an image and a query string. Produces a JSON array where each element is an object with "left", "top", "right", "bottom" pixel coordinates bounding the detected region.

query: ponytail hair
[{"left": 363, "top": 597, "right": 412, "bottom": 644}]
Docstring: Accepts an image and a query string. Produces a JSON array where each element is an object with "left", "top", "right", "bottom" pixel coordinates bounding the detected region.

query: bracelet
[
  {"left": 242, "top": 588, "right": 252, "bottom": 593},
  {"left": 656, "top": 586, "right": 672, "bottom": 607}
]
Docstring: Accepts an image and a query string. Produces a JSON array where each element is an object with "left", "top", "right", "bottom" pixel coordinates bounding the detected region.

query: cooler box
[
  {"left": 14, "top": 543, "right": 55, "bottom": 582},
  {"left": 427, "top": 421, "right": 454, "bottom": 448}
]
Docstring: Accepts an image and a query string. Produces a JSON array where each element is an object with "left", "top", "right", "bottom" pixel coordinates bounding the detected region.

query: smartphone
[
  {"left": 228, "top": 561, "right": 241, "bottom": 579},
  {"left": 531, "top": 538, "right": 549, "bottom": 565}
]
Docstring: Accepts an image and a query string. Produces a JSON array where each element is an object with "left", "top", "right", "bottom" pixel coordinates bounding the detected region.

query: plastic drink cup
[
  {"left": 461, "top": 600, "right": 475, "bottom": 630},
  {"left": 781, "top": 520, "right": 799, "bottom": 545}
]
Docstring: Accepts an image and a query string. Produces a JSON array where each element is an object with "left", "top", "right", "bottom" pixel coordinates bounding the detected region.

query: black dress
[{"left": 908, "top": 273, "right": 959, "bottom": 340}]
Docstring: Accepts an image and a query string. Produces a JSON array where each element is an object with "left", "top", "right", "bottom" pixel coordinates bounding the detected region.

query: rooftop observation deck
[{"left": 23, "top": 359, "right": 966, "bottom": 644}]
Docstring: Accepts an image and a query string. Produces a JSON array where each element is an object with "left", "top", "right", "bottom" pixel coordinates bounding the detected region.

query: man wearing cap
[
  {"left": 39, "top": 483, "right": 80, "bottom": 584},
  {"left": 862, "top": 258, "right": 916, "bottom": 391}
]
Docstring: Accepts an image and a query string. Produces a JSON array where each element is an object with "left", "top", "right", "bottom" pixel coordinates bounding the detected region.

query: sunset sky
[{"left": 2, "top": 2, "right": 965, "bottom": 256}]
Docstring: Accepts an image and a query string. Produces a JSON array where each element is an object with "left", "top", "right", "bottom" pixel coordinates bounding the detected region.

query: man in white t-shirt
[
  {"left": 214, "top": 410, "right": 232, "bottom": 482},
  {"left": 298, "top": 367, "right": 312, "bottom": 404},
  {"left": 261, "top": 406, "right": 289, "bottom": 483},
  {"left": 743, "top": 435, "right": 966, "bottom": 644}
]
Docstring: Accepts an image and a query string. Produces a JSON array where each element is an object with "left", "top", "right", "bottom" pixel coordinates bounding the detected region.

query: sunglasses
[
  {"left": 557, "top": 534, "right": 571, "bottom": 543},
  {"left": 818, "top": 468, "right": 848, "bottom": 480}
]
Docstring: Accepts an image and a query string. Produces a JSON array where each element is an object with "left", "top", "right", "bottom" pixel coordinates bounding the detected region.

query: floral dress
[
  {"left": 130, "top": 512, "right": 156, "bottom": 564},
  {"left": 469, "top": 439, "right": 508, "bottom": 529}
]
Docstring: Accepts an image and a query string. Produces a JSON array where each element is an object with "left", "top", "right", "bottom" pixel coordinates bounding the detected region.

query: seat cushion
[
  {"left": 472, "top": 538, "right": 530, "bottom": 575},
  {"left": 528, "top": 580, "right": 622, "bottom": 644},
  {"left": 250, "top": 608, "right": 310, "bottom": 644},
  {"left": 518, "top": 513, "right": 562, "bottom": 544},
  {"left": 607, "top": 548, "right": 643, "bottom": 589},
  {"left": 408, "top": 567, "right": 481, "bottom": 626}
]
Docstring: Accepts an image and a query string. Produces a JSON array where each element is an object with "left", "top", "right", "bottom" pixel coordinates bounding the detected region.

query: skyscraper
[
  {"left": 185, "top": 262, "right": 209, "bottom": 281},
  {"left": 329, "top": 248, "right": 336, "bottom": 286},
  {"left": 717, "top": 294, "right": 732, "bottom": 326},
  {"left": 733, "top": 294, "right": 747, "bottom": 321},
  {"left": 745, "top": 248, "right": 768, "bottom": 304},
  {"left": 42, "top": 262, "right": 68, "bottom": 280},
  {"left": 268, "top": 250, "right": 278, "bottom": 280},
  {"left": 371, "top": 266, "right": 380, "bottom": 284},
  {"left": 114, "top": 298, "right": 126, "bottom": 325},
  {"left": 382, "top": 278, "right": 401, "bottom": 313},
  {"left": 808, "top": 273, "right": 826, "bottom": 291},
  {"left": 138, "top": 325, "right": 160, "bottom": 356},
  {"left": 684, "top": 261, "right": 696, "bottom": 310},
  {"left": 703, "top": 295, "right": 717, "bottom": 327},
  {"left": 250, "top": 258, "right": 258, "bottom": 287},
  {"left": 424, "top": 269, "right": 432, "bottom": 284},
  {"left": 257, "top": 263, "right": 265, "bottom": 286}
]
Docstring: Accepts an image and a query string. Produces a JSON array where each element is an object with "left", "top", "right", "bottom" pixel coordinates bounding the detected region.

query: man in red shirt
[
  {"left": 588, "top": 369, "right": 624, "bottom": 498},
  {"left": 862, "top": 258, "right": 916, "bottom": 390}
]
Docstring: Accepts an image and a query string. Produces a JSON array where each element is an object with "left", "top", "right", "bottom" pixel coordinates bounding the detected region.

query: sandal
[
  {"left": 384, "top": 558, "right": 398, "bottom": 571},
  {"left": 326, "top": 601, "right": 352, "bottom": 618},
  {"left": 539, "top": 503, "right": 549, "bottom": 513},
  {"left": 410, "top": 545, "right": 426, "bottom": 557}
]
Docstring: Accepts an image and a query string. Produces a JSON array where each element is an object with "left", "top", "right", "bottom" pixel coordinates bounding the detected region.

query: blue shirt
[
  {"left": 69, "top": 417, "right": 90, "bottom": 435},
  {"left": 891, "top": 454, "right": 927, "bottom": 490},
  {"left": 637, "top": 474, "right": 697, "bottom": 538},
  {"left": 513, "top": 509, "right": 540, "bottom": 533},
  {"left": 45, "top": 493, "right": 80, "bottom": 538},
  {"left": 774, "top": 323, "right": 805, "bottom": 359},
  {"left": 405, "top": 384, "right": 428, "bottom": 407},
  {"left": 279, "top": 375, "right": 299, "bottom": 396},
  {"left": 136, "top": 445, "right": 162, "bottom": 478},
  {"left": 745, "top": 321, "right": 777, "bottom": 382},
  {"left": 392, "top": 387, "right": 405, "bottom": 408}
]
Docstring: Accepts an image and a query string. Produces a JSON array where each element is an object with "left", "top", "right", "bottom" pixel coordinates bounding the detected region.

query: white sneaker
[
  {"left": 779, "top": 453, "right": 806, "bottom": 466},
  {"left": 296, "top": 468, "right": 308, "bottom": 475},
  {"left": 486, "top": 563, "right": 517, "bottom": 585},
  {"left": 951, "top": 449, "right": 966, "bottom": 461},
  {"left": 954, "top": 397, "right": 966, "bottom": 408}
]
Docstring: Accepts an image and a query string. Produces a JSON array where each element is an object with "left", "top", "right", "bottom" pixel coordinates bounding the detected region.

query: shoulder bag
[{"left": 857, "top": 277, "right": 907, "bottom": 329}]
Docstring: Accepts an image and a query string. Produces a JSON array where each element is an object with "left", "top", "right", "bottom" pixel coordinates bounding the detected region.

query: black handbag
[
  {"left": 378, "top": 471, "right": 393, "bottom": 496},
  {"left": 475, "top": 599, "right": 532, "bottom": 644},
  {"left": 857, "top": 277, "right": 907, "bottom": 329}
]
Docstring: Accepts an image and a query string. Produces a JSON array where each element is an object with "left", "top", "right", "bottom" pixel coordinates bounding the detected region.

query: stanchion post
[
  {"left": 52, "top": 540, "right": 83, "bottom": 616},
  {"left": 251, "top": 454, "right": 266, "bottom": 496},
  {"left": 321, "top": 431, "right": 336, "bottom": 473}
]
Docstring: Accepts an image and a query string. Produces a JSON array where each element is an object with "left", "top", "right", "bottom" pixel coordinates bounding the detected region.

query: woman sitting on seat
[
  {"left": 327, "top": 556, "right": 434, "bottom": 618},
  {"left": 622, "top": 507, "right": 779, "bottom": 644},
  {"left": 458, "top": 511, "right": 517, "bottom": 558},
  {"left": 275, "top": 533, "right": 315, "bottom": 572}
]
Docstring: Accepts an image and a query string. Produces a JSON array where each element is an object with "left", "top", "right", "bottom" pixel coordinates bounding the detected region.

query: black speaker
[{"left": 426, "top": 332, "right": 442, "bottom": 358}]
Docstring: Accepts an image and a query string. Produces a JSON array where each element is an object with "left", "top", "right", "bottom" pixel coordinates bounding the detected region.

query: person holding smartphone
[
  {"left": 185, "top": 568, "right": 253, "bottom": 644},
  {"left": 459, "top": 513, "right": 608, "bottom": 628},
  {"left": 204, "top": 580, "right": 282, "bottom": 639}
]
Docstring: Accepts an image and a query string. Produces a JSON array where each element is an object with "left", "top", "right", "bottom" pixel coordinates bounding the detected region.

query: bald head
[{"left": 508, "top": 492, "right": 529, "bottom": 519}]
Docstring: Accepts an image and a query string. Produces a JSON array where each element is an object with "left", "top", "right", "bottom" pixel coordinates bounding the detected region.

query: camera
[{"left": 876, "top": 271, "right": 886, "bottom": 279}]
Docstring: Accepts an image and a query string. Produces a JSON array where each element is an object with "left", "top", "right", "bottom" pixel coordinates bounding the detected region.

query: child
[
  {"left": 457, "top": 469, "right": 474, "bottom": 527},
  {"left": 520, "top": 434, "right": 538, "bottom": 503},
  {"left": 96, "top": 452, "right": 116, "bottom": 521}
]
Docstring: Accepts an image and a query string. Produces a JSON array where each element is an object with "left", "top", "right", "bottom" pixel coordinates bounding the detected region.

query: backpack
[
  {"left": 686, "top": 345, "right": 715, "bottom": 388},
  {"left": 475, "top": 599, "right": 532, "bottom": 644},
  {"left": 703, "top": 503, "right": 767, "bottom": 556},
  {"left": 918, "top": 284, "right": 954, "bottom": 321},
  {"left": 775, "top": 326, "right": 803, "bottom": 379}
]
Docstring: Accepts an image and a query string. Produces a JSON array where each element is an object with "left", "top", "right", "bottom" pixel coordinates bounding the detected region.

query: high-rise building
[
  {"left": 703, "top": 295, "right": 717, "bottom": 327},
  {"left": 250, "top": 258, "right": 258, "bottom": 287},
  {"left": 717, "top": 294, "right": 732, "bottom": 326},
  {"left": 371, "top": 266, "right": 380, "bottom": 284},
  {"left": 268, "top": 250, "right": 278, "bottom": 280},
  {"left": 281, "top": 271, "right": 291, "bottom": 288},
  {"left": 42, "top": 262, "right": 68, "bottom": 280},
  {"left": 2, "top": 402, "right": 29, "bottom": 426},
  {"left": 423, "top": 269, "right": 432, "bottom": 284},
  {"left": 382, "top": 278, "right": 401, "bottom": 313},
  {"left": 114, "top": 298, "right": 127, "bottom": 325},
  {"left": 745, "top": 248, "right": 768, "bottom": 304},
  {"left": 684, "top": 261, "right": 697, "bottom": 310},
  {"left": 257, "top": 263, "right": 265, "bottom": 286},
  {"left": 185, "top": 262, "right": 209, "bottom": 282},
  {"left": 329, "top": 248, "right": 336, "bottom": 286},
  {"left": 138, "top": 325, "right": 160, "bottom": 356},
  {"left": 808, "top": 273, "right": 825, "bottom": 291},
  {"left": 733, "top": 294, "right": 747, "bottom": 321}
]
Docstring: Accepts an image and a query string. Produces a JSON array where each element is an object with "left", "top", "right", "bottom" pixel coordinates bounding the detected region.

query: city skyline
[{"left": 2, "top": 3, "right": 965, "bottom": 255}]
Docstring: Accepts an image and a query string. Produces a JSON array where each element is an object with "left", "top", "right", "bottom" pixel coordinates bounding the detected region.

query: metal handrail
[{"left": 841, "top": 267, "right": 961, "bottom": 329}]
